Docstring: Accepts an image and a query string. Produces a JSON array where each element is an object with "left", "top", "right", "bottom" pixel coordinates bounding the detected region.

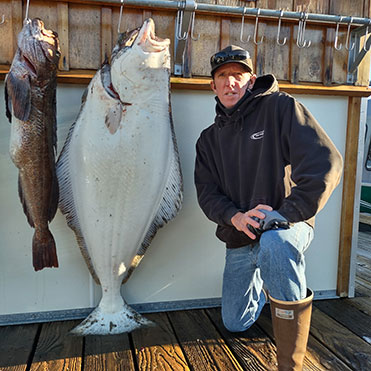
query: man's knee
[
  {"left": 221, "top": 306, "right": 256, "bottom": 332},
  {"left": 222, "top": 314, "right": 254, "bottom": 332}
]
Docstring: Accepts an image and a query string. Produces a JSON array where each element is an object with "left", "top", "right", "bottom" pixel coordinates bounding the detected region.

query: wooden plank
[
  {"left": 323, "top": 27, "right": 334, "bottom": 85},
  {"left": 101, "top": 7, "right": 112, "bottom": 63},
  {"left": 131, "top": 312, "right": 190, "bottom": 370},
  {"left": 152, "top": 10, "right": 175, "bottom": 69},
  {"left": 258, "top": 0, "right": 293, "bottom": 11},
  {"left": 314, "top": 299, "right": 371, "bottom": 344},
  {"left": 229, "top": 17, "right": 256, "bottom": 69},
  {"left": 310, "top": 306, "right": 371, "bottom": 369},
  {"left": 29, "top": 320, "right": 82, "bottom": 370},
  {"left": 329, "top": 0, "right": 365, "bottom": 17},
  {"left": 84, "top": 333, "right": 135, "bottom": 370},
  {"left": 142, "top": 9, "right": 152, "bottom": 22},
  {"left": 294, "top": 0, "right": 329, "bottom": 13},
  {"left": 298, "top": 27, "right": 324, "bottom": 83},
  {"left": 206, "top": 307, "right": 279, "bottom": 370},
  {"left": 355, "top": 277, "right": 371, "bottom": 297},
  {"left": 359, "top": 212, "right": 371, "bottom": 225},
  {"left": 168, "top": 309, "right": 244, "bottom": 370},
  {"left": 220, "top": 18, "right": 231, "bottom": 50},
  {"left": 337, "top": 97, "right": 361, "bottom": 297},
  {"left": 113, "top": 7, "right": 142, "bottom": 35},
  {"left": 257, "top": 306, "right": 352, "bottom": 370},
  {"left": 0, "top": 323, "right": 40, "bottom": 371},
  {"left": 57, "top": 2, "right": 69, "bottom": 71},
  {"left": 344, "top": 296, "right": 371, "bottom": 316},
  {"left": 290, "top": 24, "right": 300, "bottom": 83},
  {"left": 355, "top": 33, "right": 371, "bottom": 87},
  {"left": 0, "top": 0, "right": 14, "bottom": 64},
  {"left": 332, "top": 28, "right": 349, "bottom": 84},
  {"left": 27, "top": 1, "right": 58, "bottom": 31},
  {"left": 69, "top": 4, "right": 101, "bottom": 70},
  {"left": 257, "top": 20, "right": 290, "bottom": 80},
  {"left": 11, "top": 0, "right": 22, "bottom": 57},
  {"left": 358, "top": 230, "right": 371, "bottom": 255},
  {"left": 191, "top": 15, "right": 220, "bottom": 76},
  {"left": 356, "top": 255, "right": 371, "bottom": 285}
]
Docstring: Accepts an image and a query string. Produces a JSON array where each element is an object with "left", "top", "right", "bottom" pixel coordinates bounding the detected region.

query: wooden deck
[{"left": 1, "top": 230, "right": 370, "bottom": 371}]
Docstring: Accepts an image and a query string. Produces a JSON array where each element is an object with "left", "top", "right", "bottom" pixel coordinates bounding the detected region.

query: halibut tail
[{"left": 32, "top": 227, "right": 59, "bottom": 271}]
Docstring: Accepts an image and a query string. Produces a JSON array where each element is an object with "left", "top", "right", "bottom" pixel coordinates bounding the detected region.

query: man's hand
[{"left": 231, "top": 204, "right": 273, "bottom": 240}]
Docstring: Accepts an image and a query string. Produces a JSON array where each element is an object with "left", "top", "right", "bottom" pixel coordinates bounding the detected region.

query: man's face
[{"left": 211, "top": 63, "right": 256, "bottom": 108}]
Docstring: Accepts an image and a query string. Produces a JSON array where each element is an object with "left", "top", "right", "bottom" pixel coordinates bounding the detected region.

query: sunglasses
[{"left": 210, "top": 49, "right": 249, "bottom": 70}]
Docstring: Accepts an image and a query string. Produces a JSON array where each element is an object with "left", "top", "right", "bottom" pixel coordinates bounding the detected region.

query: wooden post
[
  {"left": 101, "top": 7, "right": 112, "bottom": 64},
  {"left": 337, "top": 97, "right": 361, "bottom": 297},
  {"left": 11, "top": 0, "right": 22, "bottom": 57},
  {"left": 57, "top": 2, "right": 69, "bottom": 71},
  {"left": 220, "top": 18, "right": 230, "bottom": 50}
]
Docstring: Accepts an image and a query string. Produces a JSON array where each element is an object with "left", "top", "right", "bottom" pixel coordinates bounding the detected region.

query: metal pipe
[{"left": 83, "top": 0, "right": 371, "bottom": 26}]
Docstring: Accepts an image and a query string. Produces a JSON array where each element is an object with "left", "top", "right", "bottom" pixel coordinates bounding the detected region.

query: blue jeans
[{"left": 221, "top": 222, "right": 314, "bottom": 332}]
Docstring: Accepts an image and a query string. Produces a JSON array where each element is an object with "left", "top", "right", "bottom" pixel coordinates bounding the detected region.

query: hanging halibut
[
  {"left": 5, "top": 18, "right": 60, "bottom": 271},
  {"left": 57, "top": 18, "right": 183, "bottom": 335}
]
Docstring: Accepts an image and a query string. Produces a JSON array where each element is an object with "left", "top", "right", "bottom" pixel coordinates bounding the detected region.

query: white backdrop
[{"left": 0, "top": 83, "right": 347, "bottom": 317}]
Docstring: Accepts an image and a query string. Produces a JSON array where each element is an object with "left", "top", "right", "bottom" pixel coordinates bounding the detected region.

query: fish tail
[
  {"left": 32, "top": 227, "right": 59, "bottom": 271},
  {"left": 70, "top": 302, "right": 154, "bottom": 335}
]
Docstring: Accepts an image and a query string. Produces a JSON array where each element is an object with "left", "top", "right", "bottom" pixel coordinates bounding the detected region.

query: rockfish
[
  {"left": 57, "top": 18, "right": 183, "bottom": 335},
  {"left": 5, "top": 18, "right": 60, "bottom": 271}
]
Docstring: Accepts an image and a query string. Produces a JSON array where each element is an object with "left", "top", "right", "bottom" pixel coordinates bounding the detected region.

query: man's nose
[{"left": 226, "top": 76, "right": 236, "bottom": 86}]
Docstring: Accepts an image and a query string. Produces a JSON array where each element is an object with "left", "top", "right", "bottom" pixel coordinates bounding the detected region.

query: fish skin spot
[{"left": 109, "top": 322, "right": 117, "bottom": 331}]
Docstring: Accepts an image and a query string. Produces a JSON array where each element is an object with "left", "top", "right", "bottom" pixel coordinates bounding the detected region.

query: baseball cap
[{"left": 210, "top": 45, "right": 253, "bottom": 76}]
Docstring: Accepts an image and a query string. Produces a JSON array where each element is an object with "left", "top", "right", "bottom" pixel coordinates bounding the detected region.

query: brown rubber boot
[{"left": 269, "top": 289, "right": 313, "bottom": 371}]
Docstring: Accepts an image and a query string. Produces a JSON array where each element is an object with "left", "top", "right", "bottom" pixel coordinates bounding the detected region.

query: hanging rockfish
[
  {"left": 57, "top": 18, "right": 183, "bottom": 335},
  {"left": 5, "top": 18, "right": 60, "bottom": 271}
]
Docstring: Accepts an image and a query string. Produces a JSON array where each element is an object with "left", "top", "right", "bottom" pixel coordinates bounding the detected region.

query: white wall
[{"left": 0, "top": 83, "right": 347, "bottom": 316}]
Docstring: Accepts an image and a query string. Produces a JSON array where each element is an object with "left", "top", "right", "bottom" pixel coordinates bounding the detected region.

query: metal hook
[
  {"left": 24, "top": 0, "right": 30, "bottom": 23},
  {"left": 363, "top": 20, "right": 371, "bottom": 52},
  {"left": 190, "top": 4, "right": 199, "bottom": 41},
  {"left": 240, "top": 7, "right": 251, "bottom": 43},
  {"left": 296, "top": 12, "right": 311, "bottom": 48},
  {"left": 334, "top": 16, "right": 343, "bottom": 51},
  {"left": 345, "top": 16, "right": 355, "bottom": 51},
  {"left": 117, "top": 0, "right": 124, "bottom": 33},
  {"left": 276, "top": 9, "right": 287, "bottom": 46},
  {"left": 253, "top": 8, "right": 264, "bottom": 45},
  {"left": 175, "top": 9, "right": 187, "bottom": 40},
  {"left": 0, "top": 15, "right": 5, "bottom": 25}
]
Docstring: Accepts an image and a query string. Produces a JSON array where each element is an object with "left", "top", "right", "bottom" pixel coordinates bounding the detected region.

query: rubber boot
[{"left": 269, "top": 289, "right": 313, "bottom": 371}]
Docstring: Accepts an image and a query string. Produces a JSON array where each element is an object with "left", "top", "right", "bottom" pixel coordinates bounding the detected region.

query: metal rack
[{"left": 98, "top": 0, "right": 371, "bottom": 79}]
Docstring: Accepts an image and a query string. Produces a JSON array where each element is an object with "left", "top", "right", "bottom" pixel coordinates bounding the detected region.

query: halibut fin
[{"left": 122, "top": 115, "right": 183, "bottom": 283}]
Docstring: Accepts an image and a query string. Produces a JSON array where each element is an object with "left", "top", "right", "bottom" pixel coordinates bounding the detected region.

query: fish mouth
[
  {"left": 30, "top": 18, "right": 58, "bottom": 46},
  {"left": 136, "top": 18, "right": 170, "bottom": 53}
]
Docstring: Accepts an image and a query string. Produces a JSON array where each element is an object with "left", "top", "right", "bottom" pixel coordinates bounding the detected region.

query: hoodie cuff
[
  {"left": 223, "top": 206, "right": 241, "bottom": 227},
  {"left": 277, "top": 202, "right": 303, "bottom": 223}
]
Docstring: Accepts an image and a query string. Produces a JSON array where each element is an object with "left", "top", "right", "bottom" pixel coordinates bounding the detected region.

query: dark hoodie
[{"left": 194, "top": 74, "right": 343, "bottom": 248}]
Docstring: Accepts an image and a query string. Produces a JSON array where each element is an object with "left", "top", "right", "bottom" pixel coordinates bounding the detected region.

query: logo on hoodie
[{"left": 250, "top": 130, "right": 264, "bottom": 140}]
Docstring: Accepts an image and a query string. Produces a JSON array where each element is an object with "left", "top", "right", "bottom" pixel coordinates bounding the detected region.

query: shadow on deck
[{"left": 0, "top": 230, "right": 370, "bottom": 371}]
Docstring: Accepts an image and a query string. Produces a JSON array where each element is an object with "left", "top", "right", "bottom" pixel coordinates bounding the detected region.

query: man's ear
[
  {"left": 210, "top": 79, "right": 217, "bottom": 93},
  {"left": 247, "top": 74, "right": 257, "bottom": 89}
]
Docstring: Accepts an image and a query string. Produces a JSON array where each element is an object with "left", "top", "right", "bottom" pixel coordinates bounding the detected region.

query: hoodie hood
[{"left": 215, "top": 74, "right": 279, "bottom": 129}]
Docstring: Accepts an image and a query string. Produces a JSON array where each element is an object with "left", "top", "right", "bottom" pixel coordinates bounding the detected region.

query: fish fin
[
  {"left": 18, "top": 175, "right": 35, "bottom": 228},
  {"left": 32, "top": 227, "right": 59, "bottom": 271},
  {"left": 70, "top": 301, "right": 153, "bottom": 335},
  {"left": 105, "top": 102, "right": 122, "bottom": 135},
  {"left": 4, "top": 74, "right": 12, "bottom": 123},
  {"left": 5, "top": 70, "right": 31, "bottom": 122},
  {"left": 122, "top": 117, "right": 183, "bottom": 283},
  {"left": 48, "top": 170, "right": 59, "bottom": 222},
  {"left": 52, "top": 88, "right": 58, "bottom": 155},
  {"left": 56, "top": 121, "right": 100, "bottom": 284}
]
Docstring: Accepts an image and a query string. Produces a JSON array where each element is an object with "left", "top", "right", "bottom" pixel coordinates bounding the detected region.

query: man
[{"left": 194, "top": 45, "right": 343, "bottom": 370}]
